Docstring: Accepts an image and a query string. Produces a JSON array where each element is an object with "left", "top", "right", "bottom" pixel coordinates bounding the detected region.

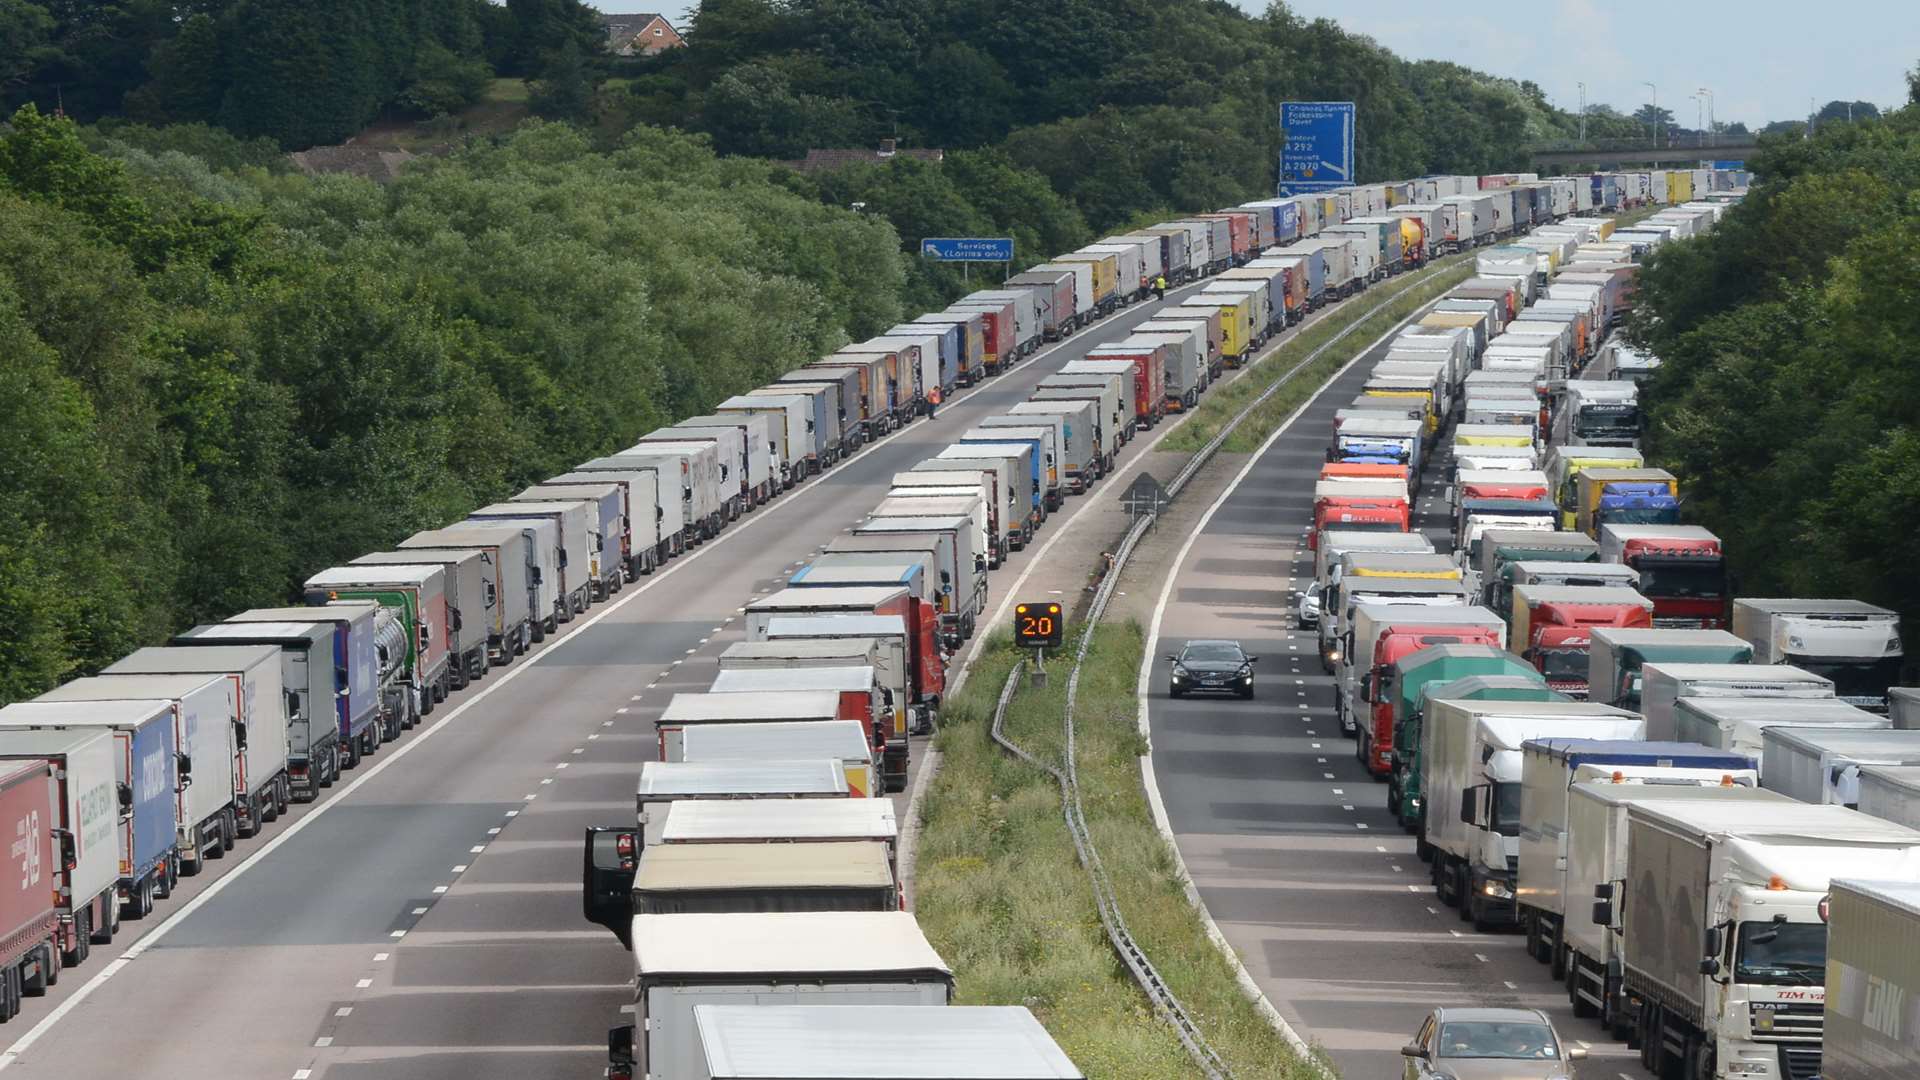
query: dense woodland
[{"left": 1632, "top": 68, "right": 1920, "bottom": 654}]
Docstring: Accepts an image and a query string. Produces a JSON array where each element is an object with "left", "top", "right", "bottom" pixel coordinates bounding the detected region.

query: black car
[{"left": 1167, "top": 640, "right": 1257, "bottom": 699}]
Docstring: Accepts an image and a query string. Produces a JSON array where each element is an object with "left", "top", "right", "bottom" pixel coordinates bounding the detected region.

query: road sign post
[
  {"left": 1119, "top": 471, "right": 1169, "bottom": 525},
  {"left": 1015, "top": 600, "right": 1063, "bottom": 688},
  {"left": 1277, "top": 101, "right": 1356, "bottom": 196}
]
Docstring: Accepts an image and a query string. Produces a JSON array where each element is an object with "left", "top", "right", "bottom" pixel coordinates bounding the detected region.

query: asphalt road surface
[
  {"left": 1141, "top": 310, "right": 1658, "bottom": 1080},
  {"left": 0, "top": 285, "right": 1224, "bottom": 1080}
]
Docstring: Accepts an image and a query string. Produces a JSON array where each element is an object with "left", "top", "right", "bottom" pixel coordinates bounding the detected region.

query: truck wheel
[
  {"left": 98, "top": 894, "right": 120, "bottom": 942},
  {"left": 1548, "top": 931, "right": 1568, "bottom": 980},
  {"left": 63, "top": 911, "right": 91, "bottom": 967},
  {"left": 1638, "top": 1005, "right": 1660, "bottom": 1070},
  {"left": 275, "top": 777, "right": 291, "bottom": 815},
  {"left": 125, "top": 879, "right": 153, "bottom": 920}
]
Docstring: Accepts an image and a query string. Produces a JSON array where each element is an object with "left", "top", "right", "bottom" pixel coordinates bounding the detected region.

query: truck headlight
[
  {"left": 1724, "top": 1061, "right": 1771, "bottom": 1076},
  {"left": 1482, "top": 879, "right": 1513, "bottom": 900}
]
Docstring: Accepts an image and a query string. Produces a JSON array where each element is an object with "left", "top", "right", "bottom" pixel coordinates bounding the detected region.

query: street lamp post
[
  {"left": 1643, "top": 82, "right": 1660, "bottom": 147},
  {"left": 1577, "top": 81, "right": 1587, "bottom": 143},
  {"left": 1691, "top": 94, "right": 1704, "bottom": 146},
  {"left": 1698, "top": 87, "right": 1714, "bottom": 147}
]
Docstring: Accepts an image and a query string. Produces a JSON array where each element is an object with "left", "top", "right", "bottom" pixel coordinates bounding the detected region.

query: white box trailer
[
  {"left": 1761, "top": 727, "right": 1920, "bottom": 807},
  {"left": 635, "top": 759, "right": 847, "bottom": 847},
  {"left": 353, "top": 547, "right": 494, "bottom": 679},
  {"left": 1517, "top": 738, "right": 1758, "bottom": 967},
  {"left": 1560, "top": 782, "right": 1791, "bottom": 1027},
  {"left": 620, "top": 912, "right": 952, "bottom": 1080},
  {"left": 400, "top": 524, "right": 540, "bottom": 657},
  {"left": 103, "top": 645, "right": 291, "bottom": 841},
  {"left": 1821, "top": 878, "right": 1920, "bottom": 1080},
  {"left": 689, "top": 1006, "right": 1084, "bottom": 1080},
  {"left": 631, "top": 841, "right": 897, "bottom": 914},
  {"left": 37, "top": 674, "right": 236, "bottom": 876},
  {"left": 661, "top": 798, "right": 898, "bottom": 876},
  {"left": 717, "top": 394, "right": 813, "bottom": 482},
  {"left": 679, "top": 718, "right": 878, "bottom": 798},
  {"left": 1676, "top": 697, "right": 1889, "bottom": 770},
  {"left": 1731, "top": 599, "right": 1904, "bottom": 712},
  {"left": 465, "top": 500, "right": 592, "bottom": 622},
  {"left": 1621, "top": 802, "right": 1920, "bottom": 1080},
  {"left": 545, "top": 469, "right": 668, "bottom": 576},
  {"left": 1641, "top": 662, "right": 1836, "bottom": 740},
  {"left": 1857, "top": 765, "right": 1920, "bottom": 830},
  {"left": 0, "top": 728, "right": 121, "bottom": 964},
  {"left": 1422, "top": 698, "right": 1641, "bottom": 927}
]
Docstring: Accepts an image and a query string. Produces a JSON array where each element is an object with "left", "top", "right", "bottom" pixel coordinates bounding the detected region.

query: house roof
[{"left": 599, "top": 12, "right": 679, "bottom": 54}]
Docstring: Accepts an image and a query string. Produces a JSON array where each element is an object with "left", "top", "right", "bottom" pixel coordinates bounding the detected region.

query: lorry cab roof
[
  {"left": 691, "top": 1005, "right": 1084, "bottom": 1080},
  {"left": 662, "top": 798, "right": 897, "bottom": 844},
  {"left": 630, "top": 911, "right": 950, "bottom": 979},
  {"left": 633, "top": 841, "right": 893, "bottom": 893},
  {"left": 637, "top": 760, "right": 848, "bottom": 799}
]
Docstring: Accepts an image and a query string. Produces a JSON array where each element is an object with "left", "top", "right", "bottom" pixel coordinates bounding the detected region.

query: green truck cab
[{"left": 1389, "top": 646, "right": 1563, "bottom": 840}]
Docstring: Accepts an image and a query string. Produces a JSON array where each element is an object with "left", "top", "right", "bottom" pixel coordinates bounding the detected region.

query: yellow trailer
[
  {"left": 1179, "top": 295, "right": 1256, "bottom": 366},
  {"left": 1056, "top": 252, "right": 1118, "bottom": 310}
]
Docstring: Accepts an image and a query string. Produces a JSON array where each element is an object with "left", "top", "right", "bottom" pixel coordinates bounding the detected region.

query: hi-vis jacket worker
[{"left": 1153, "top": 275, "right": 1168, "bottom": 300}]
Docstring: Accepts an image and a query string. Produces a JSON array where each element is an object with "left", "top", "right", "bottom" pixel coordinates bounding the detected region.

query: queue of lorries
[
  {"left": 1296, "top": 171, "right": 1920, "bottom": 1080},
  {"left": 0, "top": 164, "right": 1753, "bottom": 1067}
]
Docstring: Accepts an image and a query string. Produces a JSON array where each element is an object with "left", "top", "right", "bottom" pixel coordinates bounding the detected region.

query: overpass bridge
[{"left": 1529, "top": 136, "right": 1756, "bottom": 171}]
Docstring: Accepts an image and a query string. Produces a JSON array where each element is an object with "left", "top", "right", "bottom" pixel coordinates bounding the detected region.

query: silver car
[
  {"left": 1296, "top": 585, "right": 1320, "bottom": 629},
  {"left": 1402, "top": 1006, "right": 1585, "bottom": 1079}
]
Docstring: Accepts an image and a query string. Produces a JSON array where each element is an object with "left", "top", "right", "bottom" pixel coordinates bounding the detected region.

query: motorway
[
  {"left": 0, "top": 282, "right": 1252, "bottom": 1080},
  {"left": 1140, "top": 313, "right": 1657, "bottom": 1079}
]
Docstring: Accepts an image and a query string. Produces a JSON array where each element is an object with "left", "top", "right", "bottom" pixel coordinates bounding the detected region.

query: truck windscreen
[
  {"left": 1538, "top": 649, "right": 1589, "bottom": 682},
  {"left": 1575, "top": 405, "right": 1639, "bottom": 438},
  {"left": 1492, "top": 782, "right": 1522, "bottom": 836},
  {"left": 1789, "top": 655, "right": 1903, "bottom": 701},
  {"left": 1736, "top": 921, "right": 1825, "bottom": 986},
  {"left": 1638, "top": 563, "right": 1724, "bottom": 598}
]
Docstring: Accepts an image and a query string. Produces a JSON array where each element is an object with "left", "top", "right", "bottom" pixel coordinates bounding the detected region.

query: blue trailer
[
  {"left": 0, "top": 699, "right": 182, "bottom": 920},
  {"left": 220, "top": 601, "right": 380, "bottom": 784}
]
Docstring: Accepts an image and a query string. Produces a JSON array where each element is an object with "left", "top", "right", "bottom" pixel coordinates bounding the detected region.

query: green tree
[
  {"left": 527, "top": 39, "right": 597, "bottom": 123},
  {"left": 0, "top": 1, "right": 57, "bottom": 94},
  {"left": 504, "top": 0, "right": 602, "bottom": 76},
  {"left": 400, "top": 39, "right": 494, "bottom": 117}
]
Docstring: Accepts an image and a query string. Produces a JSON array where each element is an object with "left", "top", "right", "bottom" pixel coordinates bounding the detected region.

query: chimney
[{"left": 877, "top": 138, "right": 897, "bottom": 158}]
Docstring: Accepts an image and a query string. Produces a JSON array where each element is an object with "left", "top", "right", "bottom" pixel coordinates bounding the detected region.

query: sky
[{"left": 594, "top": 1, "right": 1914, "bottom": 129}]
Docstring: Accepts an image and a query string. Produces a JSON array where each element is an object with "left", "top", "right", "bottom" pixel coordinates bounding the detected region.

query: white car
[{"left": 1296, "top": 586, "right": 1320, "bottom": 630}]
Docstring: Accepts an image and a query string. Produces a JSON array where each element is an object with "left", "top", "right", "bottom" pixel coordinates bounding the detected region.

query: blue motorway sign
[
  {"left": 1278, "top": 101, "right": 1356, "bottom": 194},
  {"left": 921, "top": 237, "right": 1015, "bottom": 262}
]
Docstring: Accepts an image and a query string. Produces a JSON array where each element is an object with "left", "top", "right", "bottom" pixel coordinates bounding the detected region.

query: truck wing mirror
[
  {"left": 1593, "top": 883, "right": 1614, "bottom": 900},
  {"left": 582, "top": 826, "right": 638, "bottom": 949},
  {"left": 1359, "top": 673, "right": 1374, "bottom": 703},
  {"left": 233, "top": 719, "right": 248, "bottom": 751},
  {"left": 608, "top": 1024, "right": 636, "bottom": 1073},
  {"left": 1703, "top": 926, "right": 1724, "bottom": 956},
  {"left": 1592, "top": 899, "right": 1613, "bottom": 926},
  {"left": 117, "top": 782, "right": 132, "bottom": 813},
  {"left": 1460, "top": 786, "right": 1480, "bottom": 826},
  {"left": 177, "top": 753, "right": 193, "bottom": 779},
  {"left": 53, "top": 828, "right": 76, "bottom": 872},
  {"left": 451, "top": 608, "right": 463, "bottom": 632},
  {"left": 1699, "top": 956, "right": 1721, "bottom": 975}
]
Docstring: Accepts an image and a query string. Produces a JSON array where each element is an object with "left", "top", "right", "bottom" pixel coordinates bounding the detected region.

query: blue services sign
[
  {"left": 921, "top": 237, "right": 1014, "bottom": 262},
  {"left": 1278, "top": 101, "right": 1356, "bottom": 194}
]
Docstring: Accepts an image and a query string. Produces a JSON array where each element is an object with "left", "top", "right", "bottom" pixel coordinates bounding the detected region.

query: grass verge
[
  {"left": 915, "top": 624, "right": 1329, "bottom": 1079},
  {"left": 1162, "top": 257, "right": 1474, "bottom": 454}
]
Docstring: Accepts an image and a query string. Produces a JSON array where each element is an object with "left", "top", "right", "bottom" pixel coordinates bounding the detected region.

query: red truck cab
[
  {"left": 1527, "top": 605, "right": 1653, "bottom": 697},
  {"left": 1310, "top": 498, "right": 1410, "bottom": 550},
  {"left": 1362, "top": 625, "right": 1504, "bottom": 775},
  {"left": 1598, "top": 526, "right": 1729, "bottom": 628}
]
